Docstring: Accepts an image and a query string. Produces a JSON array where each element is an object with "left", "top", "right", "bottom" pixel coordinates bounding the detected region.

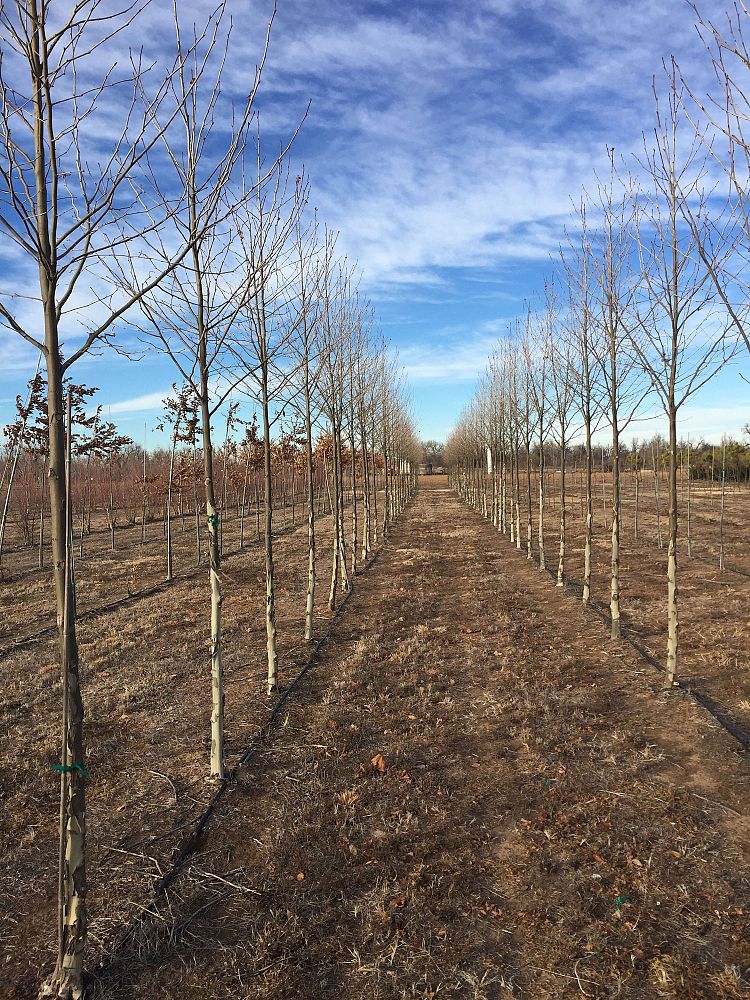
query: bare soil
[{"left": 1, "top": 476, "right": 749, "bottom": 999}]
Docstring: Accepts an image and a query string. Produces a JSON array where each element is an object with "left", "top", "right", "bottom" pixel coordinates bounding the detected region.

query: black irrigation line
[
  {"left": 462, "top": 492, "right": 750, "bottom": 757},
  {"left": 690, "top": 551, "right": 750, "bottom": 581},
  {"left": 0, "top": 518, "right": 318, "bottom": 661},
  {"left": 555, "top": 576, "right": 750, "bottom": 753},
  {"left": 92, "top": 496, "right": 411, "bottom": 975}
]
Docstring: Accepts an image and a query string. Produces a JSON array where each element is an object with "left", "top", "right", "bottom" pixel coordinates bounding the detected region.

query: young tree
[
  {"left": 235, "top": 156, "right": 302, "bottom": 694},
  {"left": 562, "top": 201, "right": 602, "bottom": 605},
  {"left": 316, "top": 240, "right": 353, "bottom": 609},
  {"left": 114, "top": 5, "right": 278, "bottom": 775},
  {"left": 0, "top": 0, "right": 212, "bottom": 990},
  {"left": 524, "top": 307, "right": 549, "bottom": 572},
  {"left": 631, "top": 67, "right": 734, "bottom": 684},
  {"left": 547, "top": 288, "right": 578, "bottom": 588},
  {"left": 286, "top": 194, "right": 322, "bottom": 641},
  {"left": 589, "top": 156, "right": 646, "bottom": 639}
]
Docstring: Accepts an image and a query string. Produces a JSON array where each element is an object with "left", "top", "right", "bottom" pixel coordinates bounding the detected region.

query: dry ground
[
  {"left": 511, "top": 471, "right": 750, "bottom": 746},
  {"left": 2, "top": 476, "right": 749, "bottom": 999},
  {"left": 0, "top": 494, "right": 310, "bottom": 645}
]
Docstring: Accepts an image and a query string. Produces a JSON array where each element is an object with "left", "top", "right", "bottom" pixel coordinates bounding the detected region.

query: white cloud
[
  {"left": 105, "top": 390, "right": 172, "bottom": 415},
  {"left": 1, "top": 0, "right": 745, "bottom": 446},
  {"left": 399, "top": 324, "right": 509, "bottom": 382}
]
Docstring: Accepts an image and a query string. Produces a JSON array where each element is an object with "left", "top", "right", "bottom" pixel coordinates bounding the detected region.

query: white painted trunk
[
  {"left": 209, "top": 560, "right": 225, "bottom": 777},
  {"left": 537, "top": 476, "right": 545, "bottom": 571},
  {"left": 610, "top": 487, "right": 620, "bottom": 640}
]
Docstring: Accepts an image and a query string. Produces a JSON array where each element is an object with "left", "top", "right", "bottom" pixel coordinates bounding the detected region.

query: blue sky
[{"left": 1, "top": 0, "right": 748, "bottom": 445}]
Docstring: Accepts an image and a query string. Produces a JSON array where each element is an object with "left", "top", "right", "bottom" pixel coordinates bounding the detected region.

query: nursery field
[
  {"left": 2, "top": 477, "right": 748, "bottom": 999},
  {"left": 508, "top": 470, "right": 750, "bottom": 749},
  {"left": 0, "top": 494, "right": 328, "bottom": 652}
]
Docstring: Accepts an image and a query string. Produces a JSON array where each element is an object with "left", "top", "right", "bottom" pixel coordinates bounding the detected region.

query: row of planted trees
[
  {"left": 0, "top": 375, "right": 414, "bottom": 579},
  {"left": 0, "top": 2, "right": 421, "bottom": 996},
  {"left": 447, "top": 32, "right": 750, "bottom": 697},
  {"left": 6, "top": 421, "right": 744, "bottom": 582}
]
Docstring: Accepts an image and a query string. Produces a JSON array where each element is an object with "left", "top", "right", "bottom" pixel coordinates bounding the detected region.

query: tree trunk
[
  {"left": 537, "top": 435, "right": 546, "bottom": 571},
  {"left": 610, "top": 424, "right": 621, "bottom": 639},
  {"left": 719, "top": 440, "right": 726, "bottom": 571},
  {"left": 556, "top": 435, "right": 566, "bottom": 587},
  {"left": 525, "top": 439, "right": 532, "bottom": 558},
  {"left": 665, "top": 406, "right": 679, "bottom": 685},
  {"left": 304, "top": 364, "right": 316, "bottom": 641},
  {"left": 199, "top": 387, "right": 225, "bottom": 779},
  {"left": 261, "top": 358, "right": 279, "bottom": 694},
  {"left": 44, "top": 371, "right": 87, "bottom": 1000},
  {"left": 583, "top": 416, "right": 593, "bottom": 606},
  {"left": 166, "top": 433, "right": 176, "bottom": 581},
  {"left": 686, "top": 443, "right": 692, "bottom": 558}
]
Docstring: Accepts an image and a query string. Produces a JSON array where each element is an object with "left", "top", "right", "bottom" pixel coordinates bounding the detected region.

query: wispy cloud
[
  {"left": 244, "top": 0, "right": 728, "bottom": 291},
  {"left": 1, "top": 0, "right": 746, "bottom": 444},
  {"left": 105, "top": 390, "right": 171, "bottom": 415},
  {"left": 398, "top": 322, "right": 510, "bottom": 383}
]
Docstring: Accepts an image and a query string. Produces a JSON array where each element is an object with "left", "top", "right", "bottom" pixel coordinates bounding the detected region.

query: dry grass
[{"left": 1, "top": 479, "right": 749, "bottom": 998}]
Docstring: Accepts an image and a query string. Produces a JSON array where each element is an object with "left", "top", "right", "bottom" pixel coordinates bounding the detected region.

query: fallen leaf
[{"left": 371, "top": 754, "right": 387, "bottom": 774}]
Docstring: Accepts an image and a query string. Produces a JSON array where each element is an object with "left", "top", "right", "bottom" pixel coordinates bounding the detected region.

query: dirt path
[{"left": 13, "top": 478, "right": 750, "bottom": 1000}]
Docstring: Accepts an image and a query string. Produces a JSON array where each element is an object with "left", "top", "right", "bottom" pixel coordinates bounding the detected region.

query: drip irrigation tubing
[
  {"left": 690, "top": 552, "right": 750, "bottom": 581},
  {"left": 91, "top": 490, "right": 414, "bottom": 978},
  {"left": 460, "top": 489, "right": 750, "bottom": 757},
  {"left": 0, "top": 516, "right": 331, "bottom": 660}
]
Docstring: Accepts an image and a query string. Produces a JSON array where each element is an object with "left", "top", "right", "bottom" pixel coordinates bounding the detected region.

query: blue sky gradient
[{"left": 1, "top": 0, "right": 748, "bottom": 445}]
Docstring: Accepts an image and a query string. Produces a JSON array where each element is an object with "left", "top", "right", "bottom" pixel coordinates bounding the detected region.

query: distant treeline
[
  {"left": 439, "top": 433, "right": 750, "bottom": 482},
  {"left": 686, "top": 440, "right": 750, "bottom": 481}
]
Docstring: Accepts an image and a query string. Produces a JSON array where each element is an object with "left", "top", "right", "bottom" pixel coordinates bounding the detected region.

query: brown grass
[{"left": 1, "top": 478, "right": 749, "bottom": 998}]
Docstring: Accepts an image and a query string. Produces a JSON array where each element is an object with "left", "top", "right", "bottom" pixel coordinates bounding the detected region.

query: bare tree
[
  {"left": 589, "top": 155, "right": 646, "bottom": 640},
  {"left": 524, "top": 305, "right": 549, "bottom": 572},
  {"left": 113, "top": 5, "right": 279, "bottom": 775},
  {"left": 286, "top": 186, "right": 324, "bottom": 640},
  {"left": 547, "top": 288, "right": 578, "bottom": 588},
  {"left": 562, "top": 200, "right": 603, "bottom": 605},
  {"left": 235, "top": 155, "right": 302, "bottom": 695},
  {"left": 631, "top": 66, "right": 734, "bottom": 684},
  {"left": 0, "top": 0, "right": 219, "bottom": 991}
]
